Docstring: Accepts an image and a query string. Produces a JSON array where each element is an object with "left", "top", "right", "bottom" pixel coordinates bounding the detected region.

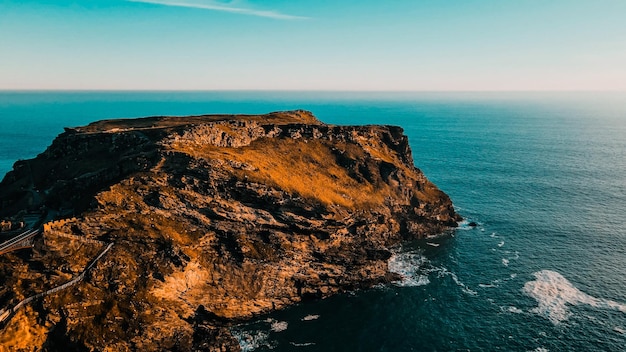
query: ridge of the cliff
[
  {"left": 69, "top": 110, "right": 321, "bottom": 134},
  {"left": 0, "top": 111, "right": 460, "bottom": 351}
]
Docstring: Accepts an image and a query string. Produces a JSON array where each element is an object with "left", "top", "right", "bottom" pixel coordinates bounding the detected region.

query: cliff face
[{"left": 0, "top": 111, "right": 459, "bottom": 351}]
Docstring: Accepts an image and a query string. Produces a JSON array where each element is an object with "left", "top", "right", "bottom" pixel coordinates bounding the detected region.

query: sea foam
[
  {"left": 290, "top": 342, "right": 316, "bottom": 347},
  {"left": 387, "top": 250, "right": 478, "bottom": 295},
  {"left": 231, "top": 329, "right": 273, "bottom": 352},
  {"left": 501, "top": 305, "right": 524, "bottom": 314},
  {"left": 456, "top": 219, "right": 478, "bottom": 231},
  {"left": 232, "top": 318, "right": 285, "bottom": 351},
  {"left": 270, "top": 320, "right": 288, "bottom": 332},
  {"left": 523, "top": 270, "right": 626, "bottom": 324},
  {"left": 429, "top": 266, "right": 477, "bottom": 295},
  {"left": 388, "top": 250, "right": 430, "bottom": 287}
]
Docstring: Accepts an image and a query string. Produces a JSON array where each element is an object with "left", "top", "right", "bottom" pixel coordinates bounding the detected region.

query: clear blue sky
[{"left": 1, "top": 0, "right": 625, "bottom": 91}]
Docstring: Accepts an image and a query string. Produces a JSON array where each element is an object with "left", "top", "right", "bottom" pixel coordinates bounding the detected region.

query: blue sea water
[{"left": 1, "top": 91, "right": 625, "bottom": 351}]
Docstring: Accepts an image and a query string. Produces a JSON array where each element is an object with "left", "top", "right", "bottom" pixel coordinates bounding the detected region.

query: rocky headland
[{"left": 0, "top": 110, "right": 459, "bottom": 351}]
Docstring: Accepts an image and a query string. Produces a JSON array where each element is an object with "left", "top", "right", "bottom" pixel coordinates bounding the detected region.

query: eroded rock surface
[{"left": 0, "top": 110, "right": 459, "bottom": 351}]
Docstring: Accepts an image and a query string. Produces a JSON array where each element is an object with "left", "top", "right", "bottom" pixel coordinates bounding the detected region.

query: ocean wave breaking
[
  {"left": 479, "top": 283, "right": 498, "bottom": 288},
  {"left": 388, "top": 249, "right": 477, "bottom": 295},
  {"left": 435, "top": 267, "right": 477, "bottom": 295},
  {"left": 456, "top": 219, "right": 478, "bottom": 231},
  {"left": 501, "top": 305, "right": 524, "bottom": 314},
  {"left": 388, "top": 250, "right": 430, "bottom": 287},
  {"left": 302, "top": 314, "right": 320, "bottom": 321},
  {"left": 291, "top": 342, "right": 316, "bottom": 347},
  {"left": 231, "top": 329, "right": 273, "bottom": 352},
  {"left": 270, "top": 320, "right": 288, "bottom": 332},
  {"left": 232, "top": 318, "right": 287, "bottom": 351},
  {"left": 523, "top": 270, "right": 626, "bottom": 324}
]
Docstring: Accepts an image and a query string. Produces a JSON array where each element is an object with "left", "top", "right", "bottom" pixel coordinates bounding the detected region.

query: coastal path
[
  {"left": 0, "top": 242, "right": 114, "bottom": 325},
  {"left": 0, "top": 228, "right": 40, "bottom": 256}
]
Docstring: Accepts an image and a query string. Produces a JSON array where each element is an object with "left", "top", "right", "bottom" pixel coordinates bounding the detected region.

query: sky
[{"left": 1, "top": 0, "right": 625, "bottom": 91}]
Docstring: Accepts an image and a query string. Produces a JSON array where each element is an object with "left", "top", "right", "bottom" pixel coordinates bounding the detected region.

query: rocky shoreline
[{"left": 0, "top": 111, "right": 459, "bottom": 351}]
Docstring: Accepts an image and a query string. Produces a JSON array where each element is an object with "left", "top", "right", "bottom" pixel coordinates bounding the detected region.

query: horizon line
[{"left": 1, "top": 89, "right": 624, "bottom": 93}]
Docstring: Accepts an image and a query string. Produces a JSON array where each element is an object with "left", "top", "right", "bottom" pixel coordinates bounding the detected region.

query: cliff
[{"left": 0, "top": 110, "right": 460, "bottom": 351}]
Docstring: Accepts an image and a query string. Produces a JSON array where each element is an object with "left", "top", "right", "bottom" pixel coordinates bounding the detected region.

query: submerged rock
[{"left": 0, "top": 110, "right": 460, "bottom": 351}]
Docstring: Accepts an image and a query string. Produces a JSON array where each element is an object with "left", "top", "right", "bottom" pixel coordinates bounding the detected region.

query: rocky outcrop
[
  {"left": 0, "top": 220, "right": 23, "bottom": 232},
  {"left": 0, "top": 110, "right": 460, "bottom": 351}
]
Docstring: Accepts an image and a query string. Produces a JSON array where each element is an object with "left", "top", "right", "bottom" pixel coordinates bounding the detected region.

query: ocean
[{"left": 1, "top": 91, "right": 625, "bottom": 351}]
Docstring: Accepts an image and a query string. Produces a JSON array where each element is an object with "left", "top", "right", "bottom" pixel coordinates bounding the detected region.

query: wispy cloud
[{"left": 128, "top": 0, "right": 308, "bottom": 20}]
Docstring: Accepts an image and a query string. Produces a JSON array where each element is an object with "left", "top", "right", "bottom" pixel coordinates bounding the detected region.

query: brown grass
[
  {"left": 170, "top": 137, "right": 391, "bottom": 209},
  {"left": 76, "top": 111, "right": 320, "bottom": 133}
]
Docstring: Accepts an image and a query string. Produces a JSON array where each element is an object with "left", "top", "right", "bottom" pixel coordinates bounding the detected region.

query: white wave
[
  {"left": 405, "top": 275, "right": 431, "bottom": 287},
  {"left": 490, "top": 232, "right": 499, "bottom": 238},
  {"left": 270, "top": 320, "right": 288, "bottom": 332},
  {"left": 502, "top": 259, "right": 510, "bottom": 267},
  {"left": 523, "top": 270, "right": 626, "bottom": 325},
  {"left": 302, "top": 314, "right": 320, "bottom": 321},
  {"left": 388, "top": 250, "right": 430, "bottom": 287},
  {"left": 290, "top": 342, "right": 316, "bottom": 347},
  {"left": 427, "top": 242, "right": 440, "bottom": 247},
  {"left": 388, "top": 249, "right": 476, "bottom": 294},
  {"left": 498, "top": 241, "right": 505, "bottom": 247},
  {"left": 430, "top": 266, "right": 477, "bottom": 295},
  {"left": 479, "top": 278, "right": 500, "bottom": 288},
  {"left": 614, "top": 326, "right": 625, "bottom": 334},
  {"left": 232, "top": 329, "right": 273, "bottom": 352},
  {"left": 450, "top": 271, "right": 477, "bottom": 295},
  {"left": 456, "top": 219, "right": 477, "bottom": 231},
  {"left": 426, "top": 231, "right": 449, "bottom": 239},
  {"left": 528, "top": 348, "right": 549, "bottom": 352},
  {"left": 510, "top": 273, "right": 518, "bottom": 279},
  {"left": 501, "top": 306, "right": 524, "bottom": 314}
]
